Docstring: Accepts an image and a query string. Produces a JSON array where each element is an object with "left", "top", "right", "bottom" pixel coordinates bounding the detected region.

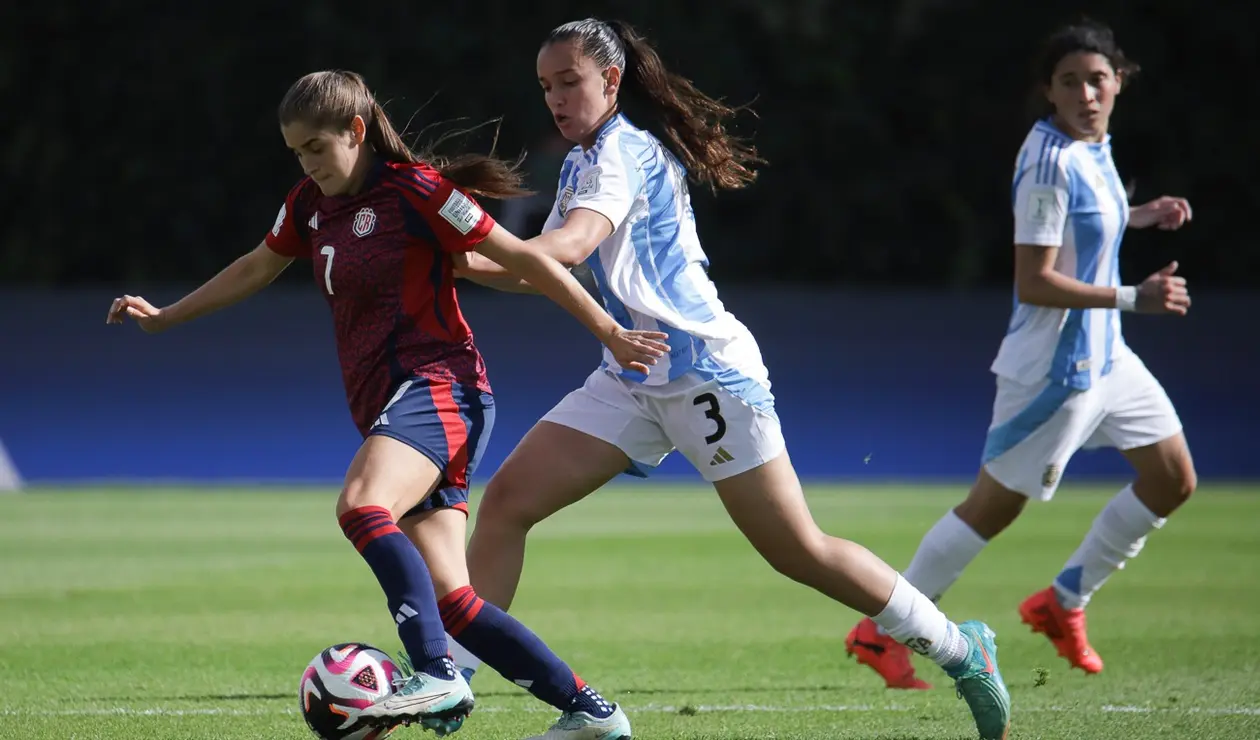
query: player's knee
[
  {"left": 1155, "top": 460, "right": 1197, "bottom": 510},
  {"left": 475, "top": 475, "right": 541, "bottom": 532},
  {"left": 955, "top": 475, "right": 1027, "bottom": 539},
  {"left": 336, "top": 477, "right": 382, "bottom": 518}
]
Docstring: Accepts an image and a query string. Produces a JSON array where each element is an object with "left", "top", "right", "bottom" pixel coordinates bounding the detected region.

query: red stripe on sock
[
  {"left": 352, "top": 520, "right": 400, "bottom": 552},
  {"left": 573, "top": 673, "right": 587, "bottom": 691},
  {"left": 342, "top": 512, "right": 391, "bottom": 543},
  {"left": 438, "top": 585, "right": 484, "bottom": 637},
  {"left": 339, "top": 506, "right": 401, "bottom": 553},
  {"left": 439, "top": 587, "right": 476, "bottom": 622},
  {"left": 338, "top": 505, "right": 392, "bottom": 529}
]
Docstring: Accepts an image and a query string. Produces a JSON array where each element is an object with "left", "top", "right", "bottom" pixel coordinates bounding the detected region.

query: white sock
[
  {"left": 447, "top": 634, "right": 482, "bottom": 675},
  {"left": 872, "top": 574, "right": 970, "bottom": 668},
  {"left": 902, "top": 510, "right": 989, "bottom": 602},
  {"left": 875, "top": 510, "right": 988, "bottom": 637},
  {"left": 1053, "top": 484, "right": 1166, "bottom": 610}
]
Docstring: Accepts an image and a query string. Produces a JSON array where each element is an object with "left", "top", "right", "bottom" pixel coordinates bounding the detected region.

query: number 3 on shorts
[{"left": 693, "top": 392, "right": 727, "bottom": 444}]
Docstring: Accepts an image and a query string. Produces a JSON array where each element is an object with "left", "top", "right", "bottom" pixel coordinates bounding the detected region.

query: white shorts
[
  {"left": 982, "top": 353, "right": 1183, "bottom": 500},
  {"left": 542, "top": 368, "right": 786, "bottom": 482}
]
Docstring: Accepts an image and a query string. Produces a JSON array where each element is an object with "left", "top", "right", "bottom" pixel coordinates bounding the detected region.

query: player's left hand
[
  {"left": 1131, "top": 196, "right": 1192, "bottom": 231},
  {"left": 604, "top": 327, "right": 670, "bottom": 375}
]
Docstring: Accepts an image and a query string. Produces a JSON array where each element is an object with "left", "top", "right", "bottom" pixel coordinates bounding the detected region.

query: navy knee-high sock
[
  {"left": 339, "top": 506, "right": 454, "bottom": 681},
  {"left": 440, "top": 586, "right": 613, "bottom": 718}
]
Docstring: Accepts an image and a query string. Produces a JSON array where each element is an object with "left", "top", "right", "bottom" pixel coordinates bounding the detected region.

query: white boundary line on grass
[{"left": 4, "top": 704, "right": 1258, "bottom": 717}]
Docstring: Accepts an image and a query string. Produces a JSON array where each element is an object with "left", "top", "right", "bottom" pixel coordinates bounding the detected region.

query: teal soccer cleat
[{"left": 945, "top": 620, "right": 1011, "bottom": 740}]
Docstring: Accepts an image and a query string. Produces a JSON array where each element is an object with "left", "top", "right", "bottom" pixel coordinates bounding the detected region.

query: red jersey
[{"left": 264, "top": 160, "right": 494, "bottom": 436}]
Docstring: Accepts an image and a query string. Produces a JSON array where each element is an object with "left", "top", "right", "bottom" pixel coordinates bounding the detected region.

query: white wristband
[{"left": 1115, "top": 286, "right": 1138, "bottom": 312}]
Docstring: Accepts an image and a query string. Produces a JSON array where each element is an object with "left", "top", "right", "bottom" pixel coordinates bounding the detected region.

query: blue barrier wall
[{"left": 1, "top": 287, "right": 1251, "bottom": 484}]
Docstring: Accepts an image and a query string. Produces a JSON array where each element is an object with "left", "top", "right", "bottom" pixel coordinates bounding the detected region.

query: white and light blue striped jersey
[
  {"left": 542, "top": 113, "right": 773, "bottom": 411},
  {"left": 991, "top": 118, "right": 1132, "bottom": 391}
]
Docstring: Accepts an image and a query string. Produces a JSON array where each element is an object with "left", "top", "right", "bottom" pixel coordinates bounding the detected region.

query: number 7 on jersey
[{"left": 319, "top": 246, "right": 335, "bottom": 295}]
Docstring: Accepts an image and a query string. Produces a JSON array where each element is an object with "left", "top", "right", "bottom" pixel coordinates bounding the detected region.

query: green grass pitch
[{"left": 2, "top": 483, "right": 1258, "bottom": 739}]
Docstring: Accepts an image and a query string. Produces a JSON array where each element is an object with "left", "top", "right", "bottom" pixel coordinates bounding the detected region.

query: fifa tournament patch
[
  {"left": 439, "top": 189, "right": 484, "bottom": 235},
  {"left": 575, "top": 165, "right": 602, "bottom": 197},
  {"left": 1025, "top": 185, "right": 1060, "bottom": 227},
  {"left": 271, "top": 203, "right": 286, "bottom": 237}
]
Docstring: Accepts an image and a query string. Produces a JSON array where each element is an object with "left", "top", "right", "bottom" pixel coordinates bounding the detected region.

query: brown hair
[
  {"left": 277, "top": 70, "right": 530, "bottom": 198},
  {"left": 545, "top": 19, "right": 764, "bottom": 192}
]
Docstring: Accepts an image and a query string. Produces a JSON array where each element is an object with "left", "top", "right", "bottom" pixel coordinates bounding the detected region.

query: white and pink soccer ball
[{"left": 299, "top": 642, "right": 403, "bottom": 740}]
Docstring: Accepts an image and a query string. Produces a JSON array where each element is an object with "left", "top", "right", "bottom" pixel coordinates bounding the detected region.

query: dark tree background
[{"left": 3, "top": 0, "right": 1253, "bottom": 288}]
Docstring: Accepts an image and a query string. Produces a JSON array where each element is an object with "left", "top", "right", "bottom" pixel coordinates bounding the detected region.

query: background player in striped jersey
[
  {"left": 448, "top": 18, "right": 1010, "bottom": 740},
  {"left": 846, "top": 20, "right": 1197, "bottom": 689},
  {"left": 106, "top": 70, "right": 667, "bottom": 736}
]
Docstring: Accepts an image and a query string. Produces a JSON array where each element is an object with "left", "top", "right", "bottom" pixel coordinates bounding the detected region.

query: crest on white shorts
[
  {"left": 353, "top": 207, "right": 377, "bottom": 237},
  {"left": 1042, "top": 463, "right": 1062, "bottom": 488}
]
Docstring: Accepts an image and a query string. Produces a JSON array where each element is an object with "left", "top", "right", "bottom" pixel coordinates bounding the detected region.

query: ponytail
[
  {"left": 547, "top": 19, "right": 764, "bottom": 192},
  {"left": 279, "top": 70, "right": 530, "bottom": 200},
  {"left": 365, "top": 100, "right": 418, "bottom": 165}
]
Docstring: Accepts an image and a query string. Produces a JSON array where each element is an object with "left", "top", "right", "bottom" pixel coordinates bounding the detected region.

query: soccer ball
[{"left": 299, "top": 642, "right": 403, "bottom": 740}]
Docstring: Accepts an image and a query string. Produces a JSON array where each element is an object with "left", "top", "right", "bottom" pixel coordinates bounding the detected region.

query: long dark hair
[
  {"left": 1029, "top": 19, "right": 1141, "bottom": 116},
  {"left": 545, "top": 19, "right": 764, "bottom": 192},
  {"left": 278, "top": 70, "right": 530, "bottom": 198}
]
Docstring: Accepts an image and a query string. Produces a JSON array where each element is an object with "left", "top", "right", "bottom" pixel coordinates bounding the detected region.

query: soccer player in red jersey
[{"left": 107, "top": 69, "right": 664, "bottom": 737}]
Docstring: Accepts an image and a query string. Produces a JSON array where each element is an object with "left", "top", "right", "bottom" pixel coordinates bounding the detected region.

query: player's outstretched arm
[
  {"left": 452, "top": 208, "right": 611, "bottom": 293},
  {"left": 520, "top": 209, "right": 613, "bottom": 267},
  {"left": 451, "top": 252, "right": 540, "bottom": 294},
  {"left": 105, "top": 241, "right": 293, "bottom": 333},
  {"left": 474, "top": 224, "right": 669, "bottom": 374}
]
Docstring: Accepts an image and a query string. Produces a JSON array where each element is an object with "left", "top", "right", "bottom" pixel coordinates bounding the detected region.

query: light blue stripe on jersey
[
  {"left": 584, "top": 250, "right": 634, "bottom": 332},
  {"left": 1098, "top": 148, "right": 1128, "bottom": 376},
  {"left": 695, "top": 355, "right": 775, "bottom": 413},
  {"left": 615, "top": 131, "right": 723, "bottom": 376},
  {"left": 981, "top": 383, "right": 1075, "bottom": 464},
  {"left": 1046, "top": 143, "right": 1123, "bottom": 389},
  {"left": 1036, "top": 133, "right": 1065, "bottom": 185}
]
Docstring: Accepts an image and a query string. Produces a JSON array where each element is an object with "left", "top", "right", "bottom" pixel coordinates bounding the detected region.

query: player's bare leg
[
  {"left": 715, "top": 452, "right": 1010, "bottom": 739},
  {"left": 467, "top": 421, "right": 630, "bottom": 610},
  {"left": 447, "top": 422, "right": 633, "bottom": 739},
  {"left": 1023, "top": 433, "right": 1197, "bottom": 673},
  {"left": 336, "top": 436, "right": 474, "bottom": 735}
]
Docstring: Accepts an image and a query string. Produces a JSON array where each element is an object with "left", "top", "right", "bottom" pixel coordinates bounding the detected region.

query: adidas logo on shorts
[{"left": 709, "top": 446, "right": 735, "bottom": 466}]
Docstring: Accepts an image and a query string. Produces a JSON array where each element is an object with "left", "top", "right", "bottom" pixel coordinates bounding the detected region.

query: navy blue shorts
[{"left": 366, "top": 378, "right": 494, "bottom": 518}]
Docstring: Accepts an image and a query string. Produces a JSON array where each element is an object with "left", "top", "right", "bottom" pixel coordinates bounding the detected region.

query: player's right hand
[
  {"left": 106, "top": 295, "right": 170, "bottom": 333},
  {"left": 1136, "top": 261, "right": 1191, "bottom": 316},
  {"left": 604, "top": 327, "right": 670, "bottom": 375}
]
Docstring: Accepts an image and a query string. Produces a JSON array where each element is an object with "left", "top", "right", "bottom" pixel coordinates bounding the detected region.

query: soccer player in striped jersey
[
  {"left": 106, "top": 70, "right": 666, "bottom": 736},
  {"left": 448, "top": 19, "right": 1010, "bottom": 740},
  {"left": 847, "top": 20, "right": 1197, "bottom": 689}
]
